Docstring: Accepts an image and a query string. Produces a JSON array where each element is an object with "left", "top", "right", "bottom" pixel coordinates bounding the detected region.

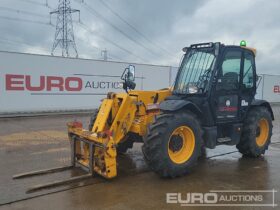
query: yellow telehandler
[{"left": 14, "top": 42, "right": 274, "bottom": 192}]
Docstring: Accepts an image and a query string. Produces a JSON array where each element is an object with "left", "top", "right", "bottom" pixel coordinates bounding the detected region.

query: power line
[
  {"left": 75, "top": 36, "right": 124, "bottom": 61},
  {"left": 75, "top": 0, "right": 161, "bottom": 59},
  {"left": 50, "top": 0, "right": 79, "bottom": 57},
  {"left": 0, "top": 15, "right": 53, "bottom": 26},
  {"left": 0, "top": 17, "right": 123, "bottom": 61},
  {"left": 0, "top": 2, "right": 147, "bottom": 62},
  {"left": 18, "top": 0, "right": 46, "bottom": 7},
  {"left": 98, "top": 0, "right": 175, "bottom": 58},
  {"left": 0, "top": 36, "right": 50, "bottom": 52},
  {"left": 0, "top": 6, "right": 49, "bottom": 18},
  {"left": 75, "top": 36, "right": 101, "bottom": 51},
  {"left": 77, "top": 21, "right": 147, "bottom": 62},
  {"left": 10, "top": 0, "right": 54, "bottom": 10},
  {"left": 107, "top": 53, "right": 123, "bottom": 61},
  {"left": 0, "top": 35, "right": 123, "bottom": 61}
]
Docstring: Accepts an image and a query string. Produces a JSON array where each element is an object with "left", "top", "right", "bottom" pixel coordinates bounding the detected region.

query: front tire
[
  {"left": 237, "top": 107, "right": 273, "bottom": 157},
  {"left": 142, "top": 111, "right": 202, "bottom": 178}
]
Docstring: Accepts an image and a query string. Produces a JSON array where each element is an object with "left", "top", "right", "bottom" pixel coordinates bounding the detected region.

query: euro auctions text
[{"left": 166, "top": 190, "right": 277, "bottom": 207}]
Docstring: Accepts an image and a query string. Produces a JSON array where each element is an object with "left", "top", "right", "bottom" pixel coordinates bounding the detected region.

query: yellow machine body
[{"left": 67, "top": 89, "right": 171, "bottom": 178}]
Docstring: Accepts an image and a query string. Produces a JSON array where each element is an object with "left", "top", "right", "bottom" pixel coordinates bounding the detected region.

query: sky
[{"left": 0, "top": 0, "right": 279, "bottom": 74}]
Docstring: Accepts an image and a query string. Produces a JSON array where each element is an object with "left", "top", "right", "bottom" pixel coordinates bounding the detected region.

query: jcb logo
[{"left": 5, "top": 74, "right": 83, "bottom": 91}]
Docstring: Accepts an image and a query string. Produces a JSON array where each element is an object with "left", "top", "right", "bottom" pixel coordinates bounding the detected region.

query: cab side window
[
  {"left": 217, "top": 50, "right": 242, "bottom": 90},
  {"left": 242, "top": 52, "right": 254, "bottom": 89}
]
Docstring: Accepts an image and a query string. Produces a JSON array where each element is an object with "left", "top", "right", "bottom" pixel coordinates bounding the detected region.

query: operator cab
[
  {"left": 173, "top": 41, "right": 257, "bottom": 96},
  {"left": 170, "top": 41, "right": 258, "bottom": 125}
]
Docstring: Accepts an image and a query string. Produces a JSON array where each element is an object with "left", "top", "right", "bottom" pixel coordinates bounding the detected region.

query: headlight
[{"left": 188, "top": 85, "right": 198, "bottom": 94}]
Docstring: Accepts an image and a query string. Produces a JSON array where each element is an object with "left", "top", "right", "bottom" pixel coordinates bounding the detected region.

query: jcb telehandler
[{"left": 14, "top": 41, "right": 274, "bottom": 192}]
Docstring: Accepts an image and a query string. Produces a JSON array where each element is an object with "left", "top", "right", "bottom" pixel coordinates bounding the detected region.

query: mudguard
[
  {"left": 159, "top": 99, "right": 203, "bottom": 118},
  {"left": 251, "top": 99, "right": 274, "bottom": 120}
]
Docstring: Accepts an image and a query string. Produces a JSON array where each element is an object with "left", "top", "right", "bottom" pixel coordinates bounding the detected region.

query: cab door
[
  {"left": 213, "top": 47, "right": 243, "bottom": 123},
  {"left": 239, "top": 50, "right": 256, "bottom": 119}
]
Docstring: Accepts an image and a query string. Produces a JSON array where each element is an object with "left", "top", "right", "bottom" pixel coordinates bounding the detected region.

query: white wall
[
  {"left": 261, "top": 74, "right": 280, "bottom": 103},
  {"left": 0, "top": 51, "right": 279, "bottom": 115},
  {"left": 0, "top": 51, "right": 171, "bottom": 114}
]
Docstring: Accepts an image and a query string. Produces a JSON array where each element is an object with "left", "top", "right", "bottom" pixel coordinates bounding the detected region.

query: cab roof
[{"left": 182, "top": 42, "right": 257, "bottom": 56}]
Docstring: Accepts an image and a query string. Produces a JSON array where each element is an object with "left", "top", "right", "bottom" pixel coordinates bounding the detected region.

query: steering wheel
[{"left": 197, "top": 69, "right": 211, "bottom": 92}]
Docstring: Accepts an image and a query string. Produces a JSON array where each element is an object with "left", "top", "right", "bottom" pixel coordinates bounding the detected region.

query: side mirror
[
  {"left": 121, "top": 65, "right": 135, "bottom": 82},
  {"left": 128, "top": 65, "right": 135, "bottom": 81},
  {"left": 121, "top": 65, "right": 136, "bottom": 92}
]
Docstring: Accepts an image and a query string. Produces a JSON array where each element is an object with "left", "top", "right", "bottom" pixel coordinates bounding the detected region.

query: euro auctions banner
[{"left": 0, "top": 51, "right": 171, "bottom": 114}]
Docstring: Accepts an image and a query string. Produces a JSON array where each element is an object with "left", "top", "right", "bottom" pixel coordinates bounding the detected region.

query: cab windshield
[{"left": 173, "top": 48, "right": 216, "bottom": 94}]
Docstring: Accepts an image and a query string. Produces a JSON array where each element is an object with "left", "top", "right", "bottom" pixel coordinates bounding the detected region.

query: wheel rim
[
  {"left": 168, "top": 126, "right": 195, "bottom": 164},
  {"left": 256, "top": 118, "right": 269, "bottom": 147}
]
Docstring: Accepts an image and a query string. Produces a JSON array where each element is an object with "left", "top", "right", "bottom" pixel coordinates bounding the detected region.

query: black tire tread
[
  {"left": 237, "top": 106, "right": 273, "bottom": 157},
  {"left": 142, "top": 111, "right": 202, "bottom": 178}
]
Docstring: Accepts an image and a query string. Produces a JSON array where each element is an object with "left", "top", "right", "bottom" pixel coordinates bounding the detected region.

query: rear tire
[
  {"left": 88, "top": 109, "right": 133, "bottom": 153},
  {"left": 237, "top": 107, "right": 272, "bottom": 157},
  {"left": 142, "top": 111, "right": 202, "bottom": 178}
]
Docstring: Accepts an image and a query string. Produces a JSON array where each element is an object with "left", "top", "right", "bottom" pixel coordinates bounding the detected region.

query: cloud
[{"left": 0, "top": 0, "right": 279, "bottom": 74}]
